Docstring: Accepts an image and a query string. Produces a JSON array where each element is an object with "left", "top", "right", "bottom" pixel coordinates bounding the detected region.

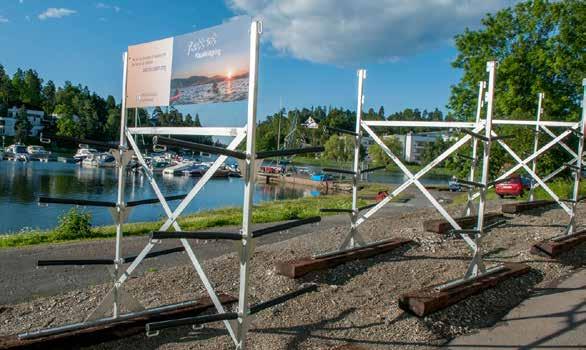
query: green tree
[
  {"left": 41, "top": 80, "right": 56, "bottom": 116},
  {"left": 22, "top": 69, "right": 43, "bottom": 109},
  {"left": 449, "top": 0, "right": 585, "bottom": 121},
  {"left": 322, "top": 134, "right": 354, "bottom": 163},
  {"left": 448, "top": 0, "right": 585, "bottom": 176},
  {"left": 0, "top": 103, "right": 7, "bottom": 118},
  {"left": 0, "top": 64, "right": 16, "bottom": 108},
  {"left": 14, "top": 106, "right": 31, "bottom": 142},
  {"left": 368, "top": 136, "right": 403, "bottom": 166}
]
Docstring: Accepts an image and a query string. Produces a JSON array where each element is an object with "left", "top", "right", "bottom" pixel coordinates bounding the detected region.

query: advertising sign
[{"left": 126, "top": 17, "right": 250, "bottom": 108}]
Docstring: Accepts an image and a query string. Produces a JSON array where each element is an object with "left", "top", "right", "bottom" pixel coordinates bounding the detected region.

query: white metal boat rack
[
  {"left": 19, "top": 21, "right": 324, "bottom": 350},
  {"left": 323, "top": 61, "right": 583, "bottom": 292},
  {"left": 466, "top": 79, "right": 586, "bottom": 240},
  {"left": 20, "top": 141, "right": 190, "bottom": 339},
  {"left": 315, "top": 69, "right": 407, "bottom": 260}
]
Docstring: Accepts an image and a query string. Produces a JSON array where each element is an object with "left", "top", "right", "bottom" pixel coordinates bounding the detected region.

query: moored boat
[
  {"left": 74, "top": 144, "right": 98, "bottom": 163},
  {"left": 27, "top": 145, "right": 51, "bottom": 161},
  {"left": 82, "top": 152, "right": 116, "bottom": 168},
  {"left": 5, "top": 144, "right": 30, "bottom": 161}
]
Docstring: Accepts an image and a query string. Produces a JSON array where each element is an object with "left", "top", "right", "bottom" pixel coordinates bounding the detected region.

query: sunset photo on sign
[{"left": 170, "top": 16, "right": 251, "bottom": 106}]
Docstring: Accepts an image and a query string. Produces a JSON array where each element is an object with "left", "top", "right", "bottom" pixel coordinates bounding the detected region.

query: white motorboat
[
  {"left": 74, "top": 144, "right": 98, "bottom": 163},
  {"left": 5, "top": 144, "right": 30, "bottom": 161},
  {"left": 82, "top": 152, "right": 116, "bottom": 168},
  {"left": 27, "top": 145, "right": 51, "bottom": 161},
  {"left": 162, "top": 161, "right": 193, "bottom": 175}
]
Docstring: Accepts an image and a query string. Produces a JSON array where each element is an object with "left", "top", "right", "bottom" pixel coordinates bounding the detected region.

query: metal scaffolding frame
[
  {"left": 19, "top": 21, "right": 321, "bottom": 350},
  {"left": 465, "top": 80, "right": 586, "bottom": 239},
  {"left": 322, "top": 61, "right": 583, "bottom": 290}
]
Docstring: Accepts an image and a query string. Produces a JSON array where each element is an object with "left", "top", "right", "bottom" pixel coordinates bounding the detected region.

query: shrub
[{"left": 51, "top": 207, "right": 93, "bottom": 241}]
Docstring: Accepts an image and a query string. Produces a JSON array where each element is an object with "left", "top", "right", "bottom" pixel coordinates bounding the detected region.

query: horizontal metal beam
[
  {"left": 151, "top": 231, "right": 243, "bottom": 241},
  {"left": 363, "top": 120, "right": 478, "bottom": 128},
  {"left": 319, "top": 208, "right": 354, "bottom": 213},
  {"left": 492, "top": 120, "right": 579, "bottom": 128},
  {"left": 490, "top": 134, "right": 516, "bottom": 141},
  {"left": 256, "top": 146, "right": 324, "bottom": 159},
  {"left": 252, "top": 217, "right": 321, "bottom": 238},
  {"left": 460, "top": 128, "right": 489, "bottom": 142},
  {"left": 38, "top": 197, "right": 116, "bottom": 207},
  {"left": 361, "top": 165, "right": 386, "bottom": 173},
  {"left": 325, "top": 126, "right": 359, "bottom": 136},
  {"left": 358, "top": 203, "right": 378, "bottom": 212},
  {"left": 126, "top": 194, "right": 187, "bottom": 207},
  {"left": 123, "top": 247, "right": 185, "bottom": 263},
  {"left": 249, "top": 284, "right": 318, "bottom": 315},
  {"left": 322, "top": 168, "right": 356, "bottom": 175},
  {"left": 487, "top": 178, "right": 510, "bottom": 187},
  {"left": 128, "top": 127, "right": 244, "bottom": 137},
  {"left": 456, "top": 179, "right": 485, "bottom": 188},
  {"left": 18, "top": 299, "right": 219, "bottom": 340},
  {"left": 154, "top": 136, "right": 246, "bottom": 160},
  {"left": 145, "top": 312, "right": 237, "bottom": 335},
  {"left": 43, "top": 134, "right": 118, "bottom": 149},
  {"left": 37, "top": 259, "right": 114, "bottom": 266},
  {"left": 435, "top": 264, "right": 508, "bottom": 291}
]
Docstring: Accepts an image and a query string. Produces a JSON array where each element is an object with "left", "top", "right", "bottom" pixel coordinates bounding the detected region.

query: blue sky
[{"left": 0, "top": 0, "right": 517, "bottom": 126}]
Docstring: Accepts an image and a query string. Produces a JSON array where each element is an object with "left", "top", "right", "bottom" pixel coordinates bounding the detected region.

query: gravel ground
[{"left": 1, "top": 201, "right": 584, "bottom": 350}]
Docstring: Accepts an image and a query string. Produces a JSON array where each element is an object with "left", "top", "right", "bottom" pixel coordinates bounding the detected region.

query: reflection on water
[
  {"left": 174, "top": 77, "right": 248, "bottom": 105},
  {"left": 0, "top": 161, "right": 451, "bottom": 234},
  {"left": 0, "top": 161, "right": 315, "bottom": 233}
]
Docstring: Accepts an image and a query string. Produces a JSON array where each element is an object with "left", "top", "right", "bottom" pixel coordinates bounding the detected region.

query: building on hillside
[
  {"left": 382, "top": 131, "right": 453, "bottom": 164},
  {"left": 0, "top": 107, "right": 45, "bottom": 137},
  {"left": 302, "top": 117, "right": 319, "bottom": 129}
]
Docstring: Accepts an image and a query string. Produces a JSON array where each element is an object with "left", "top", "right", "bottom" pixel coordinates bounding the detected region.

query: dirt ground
[{"left": 0, "top": 198, "right": 584, "bottom": 350}]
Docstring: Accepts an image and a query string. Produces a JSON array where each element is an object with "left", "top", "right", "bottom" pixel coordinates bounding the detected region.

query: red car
[{"left": 495, "top": 175, "right": 524, "bottom": 198}]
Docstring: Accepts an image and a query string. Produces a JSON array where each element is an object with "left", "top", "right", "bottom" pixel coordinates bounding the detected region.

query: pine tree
[{"left": 14, "top": 106, "right": 31, "bottom": 142}]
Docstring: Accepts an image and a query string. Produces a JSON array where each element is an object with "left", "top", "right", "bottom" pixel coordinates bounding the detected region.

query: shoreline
[
  {"left": 0, "top": 184, "right": 416, "bottom": 249},
  {"left": 0, "top": 197, "right": 583, "bottom": 349}
]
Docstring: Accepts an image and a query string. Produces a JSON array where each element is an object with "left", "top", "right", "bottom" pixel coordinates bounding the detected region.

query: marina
[{"left": 0, "top": 155, "right": 450, "bottom": 234}]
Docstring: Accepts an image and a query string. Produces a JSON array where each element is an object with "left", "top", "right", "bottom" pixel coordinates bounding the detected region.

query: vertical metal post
[
  {"left": 466, "top": 61, "right": 496, "bottom": 278},
  {"left": 350, "top": 69, "right": 366, "bottom": 248},
  {"left": 113, "top": 52, "right": 129, "bottom": 318},
  {"left": 236, "top": 20, "right": 260, "bottom": 350},
  {"left": 567, "top": 80, "right": 586, "bottom": 235},
  {"left": 529, "top": 93, "right": 544, "bottom": 202},
  {"left": 465, "top": 81, "right": 486, "bottom": 216}
]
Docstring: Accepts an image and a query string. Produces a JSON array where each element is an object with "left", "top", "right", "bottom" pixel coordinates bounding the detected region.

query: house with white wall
[{"left": 0, "top": 107, "right": 45, "bottom": 137}]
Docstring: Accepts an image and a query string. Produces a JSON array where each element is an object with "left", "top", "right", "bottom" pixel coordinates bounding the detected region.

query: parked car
[
  {"left": 520, "top": 175, "right": 534, "bottom": 190},
  {"left": 448, "top": 178, "right": 463, "bottom": 192},
  {"left": 495, "top": 175, "right": 524, "bottom": 198}
]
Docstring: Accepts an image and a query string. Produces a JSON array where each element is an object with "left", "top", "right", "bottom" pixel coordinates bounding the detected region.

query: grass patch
[
  {"left": 291, "top": 157, "right": 452, "bottom": 177},
  {"left": 0, "top": 194, "right": 373, "bottom": 249}
]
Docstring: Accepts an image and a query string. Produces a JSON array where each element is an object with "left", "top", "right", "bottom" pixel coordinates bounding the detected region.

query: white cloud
[
  {"left": 0, "top": 15, "right": 8, "bottom": 23},
  {"left": 96, "top": 3, "right": 121, "bottom": 13},
  {"left": 38, "top": 8, "right": 77, "bottom": 20},
  {"left": 227, "top": 0, "right": 517, "bottom": 65}
]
